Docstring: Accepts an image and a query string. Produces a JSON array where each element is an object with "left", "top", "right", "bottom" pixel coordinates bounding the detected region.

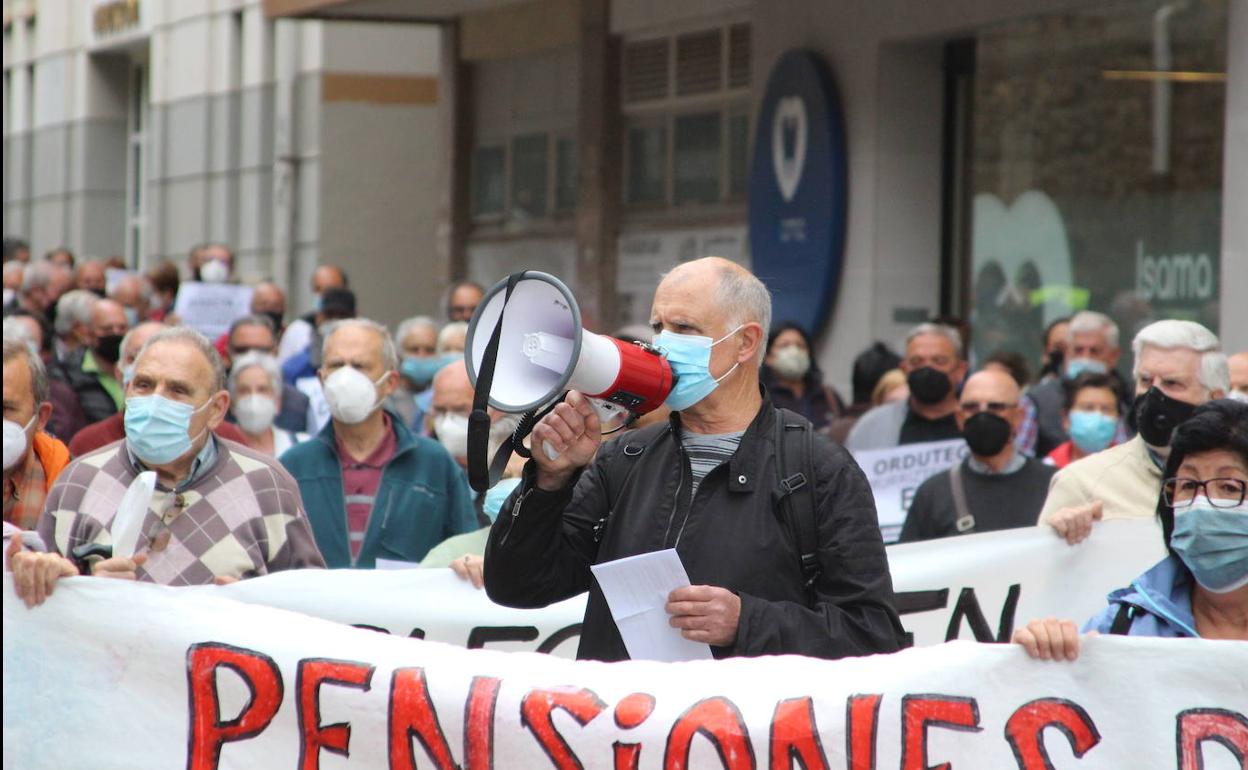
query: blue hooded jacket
[{"left": 1083, "top": 554, "right": 1199, "bottom": 638}]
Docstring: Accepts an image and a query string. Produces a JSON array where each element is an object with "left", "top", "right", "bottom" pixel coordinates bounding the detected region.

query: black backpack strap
[
  {"left": 773, "top": 409, "right": 820, "bottom": 604},
  {"left": 1108, "top": 603, "right": 1136, "bottom": 635}
]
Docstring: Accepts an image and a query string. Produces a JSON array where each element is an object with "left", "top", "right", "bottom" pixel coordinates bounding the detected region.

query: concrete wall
[{"left": 316, "top": 21, "right": 443, "bottom": 329}]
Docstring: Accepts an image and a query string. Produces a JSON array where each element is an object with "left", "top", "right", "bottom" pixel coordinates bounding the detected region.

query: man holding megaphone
[{"left": 481, "top": 257, "right": 905, "bottom": 661}]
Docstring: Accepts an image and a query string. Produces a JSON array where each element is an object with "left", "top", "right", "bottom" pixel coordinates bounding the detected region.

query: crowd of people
[{"left": 3, "top": 236, "right": 1246, "bottom": 660}]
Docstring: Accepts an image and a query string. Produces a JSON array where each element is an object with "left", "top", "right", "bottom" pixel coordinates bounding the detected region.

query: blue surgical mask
[
  {"left": 483, "top": 476, "right": 522, "bottom": 522},
  {"left": 1068, "top": 410, "right": 1117, "bottom": 454},
  {"left": 123, "top": 307, "right": 140, "bottom": 327},
  {"left": 401, "top": 354, "right": 456, "bottom": 387},
  {"left": 1170, "top": 503, "right": 1248, "bottom": 593},
  {"left": 124, "top": 394, "right": 211, "bottom": 465},
  {"left": 653, "top": 326, "right": 743, "bottom": 411},
  {"left": 1064, "top": 357, "right": 1107, "bottom": 380}
]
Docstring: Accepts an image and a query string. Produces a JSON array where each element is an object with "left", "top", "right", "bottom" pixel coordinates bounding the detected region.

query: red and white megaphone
[{"left": 464, "top": 271, "right": 673, "bottom": 491}]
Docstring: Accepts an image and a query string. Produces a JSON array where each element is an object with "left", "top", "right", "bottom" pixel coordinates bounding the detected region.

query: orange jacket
[{"left": 33, "top": 432, "right": 71, "bottom": 490}]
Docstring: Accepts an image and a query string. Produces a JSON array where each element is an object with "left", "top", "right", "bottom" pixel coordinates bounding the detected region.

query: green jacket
[{"left": 279, "top": 412, "right": 477, "bottom": 568}]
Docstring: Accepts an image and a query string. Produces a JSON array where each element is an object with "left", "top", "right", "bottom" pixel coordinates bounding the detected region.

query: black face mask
[
  {"left": 962, "top": 411, "right": 1013, "bottom": 456},
  {"left": 1042, "top": 349, "right": 1064, "bottom": 378},
  {"left": 908, "top": 367, "right": 952, "bottom": 405},
  {"left": 94, "top": 334, "right": 123, "bottom": 364},
  {"left": 1134, "top": 387, "right": 1197, "bottom": 447},
  {"left": 89, "top": 288, "right": 106, "bottom": 299},
  {"left": 262, "top": 311, "right": 284, "bottom": 333}
]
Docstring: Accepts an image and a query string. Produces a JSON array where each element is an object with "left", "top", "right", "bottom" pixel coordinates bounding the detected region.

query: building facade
[
  {"left": 3, "top": 0, "right": 447, "bottom": 326},
  {"left": 269, "top": 0, "right": 1247, "bottom": 394}
]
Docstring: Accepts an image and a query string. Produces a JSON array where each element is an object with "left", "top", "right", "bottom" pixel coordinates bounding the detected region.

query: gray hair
[
  {"left": 1132, "top": 320, "right": 1229, "bottom": 394},
  {"left": 134, "top": 326, "right": 228, "bottom": 393},
  {"left": 20, "top": 260, "right": 55, "bottom": 294},
  {"left": 396, "top": 315, "right": 439, "bottom": 346},
  {"left": 54, "top": 289, "right": 100, "bottom": 336},
  {"left": 436, "top": 321, "right": 468, "bottom": 355},
  {"left": 3, "top": 317, "right": 40, "bottom": 354},
  {"left": 321, "top": 318, "right": 399, "bottom": 372},
  {"left": 228, "top": 351, "right": 284, "bottom": 396},
  {"left": 1067, "top": 310, "right": 1119, "bottom": 350},
  {"left": 227, "top": 313, "right": 277, "bottom": 345},
  {"left": 2, "top": 260, "right": 23, "bottom": 284},
  {"left": 906, "top": 322, "right": 964, "bottom": 360},
  {"left": 3, "top": 333, "right": 49, "bottom": 406},
  {"left": 717, "top": 266, "right": 772, "bottom": 365},
  {"left": 111, "top": 274, "right": 153, "bottom": 305}
]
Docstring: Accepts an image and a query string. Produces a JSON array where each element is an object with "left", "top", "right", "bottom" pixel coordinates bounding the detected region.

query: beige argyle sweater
[{"left": 37, "top": 438, "right": 326, "bottom": 584}]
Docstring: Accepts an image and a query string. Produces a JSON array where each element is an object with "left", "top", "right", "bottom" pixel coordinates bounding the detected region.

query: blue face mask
[
  {"left": 124, "top": 395, "right": 211, "bottom": 465},
  {"left": 653, "top": 326, "right": 743, "bottom": 411},
  {"left": 1171, "top": 503, "right": 1248, "bottom": 593},
  {"left": 1068, "top": 410, "right": 1117, "bottom": 454},
  {"left": 1064, "top": 357, "right": 1107, "bottom": 380},
  {"left": 400, "top": 354, "right": 456, "bottom": 387},
  {"left": 482, "top": 476, "right": 523, "bottom": 523}
]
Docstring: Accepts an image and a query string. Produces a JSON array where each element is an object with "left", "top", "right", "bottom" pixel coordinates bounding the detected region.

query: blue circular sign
[{"left": 748, "top": 49, "right": 848, "bottom": 336}]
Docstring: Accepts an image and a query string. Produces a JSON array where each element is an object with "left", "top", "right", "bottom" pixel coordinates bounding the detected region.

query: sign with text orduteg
[{"left": 748, "top": 49, "right": 848, "bottom": 336}]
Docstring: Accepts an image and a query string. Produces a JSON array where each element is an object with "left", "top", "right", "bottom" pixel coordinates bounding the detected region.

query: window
[
  {"left": 554, "top": 137, "right": 578, "bottom": 212},
  {"left": 621, "top": 23, "right": 751, "bottom": 209},
  {"left": 471, "top": 146, "right": 506, "bottom": 218},
  {"left": 510, "top": 134, "right": 549, "bottom": 219},
  {"left": 956, "top": 2, "right": 1228, "bottom": 366}
]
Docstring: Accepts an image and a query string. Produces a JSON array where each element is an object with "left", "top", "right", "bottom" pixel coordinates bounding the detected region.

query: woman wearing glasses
[{"left": 1014, "top": 398, "right": 1248, "bottom": 659}]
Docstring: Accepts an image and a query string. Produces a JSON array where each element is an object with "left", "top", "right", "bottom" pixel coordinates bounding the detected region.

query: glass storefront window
[{"left": 962, "top": 0, "right": 1226, "bottom": 371}]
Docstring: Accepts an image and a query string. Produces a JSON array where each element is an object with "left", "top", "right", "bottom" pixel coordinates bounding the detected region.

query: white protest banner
[
  {"left": 851, "top": 438, "right": 968, "bottom": 542},
  {"left": 4, "top": 576, "right": 1246, "bottom": 769},
  {"left": 201, "top": 519, "right": 1166, "bottom": 655},
  {"left": 172, "top": 281, "right": 255, "bottom": 339},
  {"left": 197, "top": 568, "right": 587, "bottom": 655}
]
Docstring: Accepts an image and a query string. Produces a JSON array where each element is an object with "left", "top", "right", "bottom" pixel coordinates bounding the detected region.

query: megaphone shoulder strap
[{"left": 468, "top": 272, "right": 524, "bottom": 493}]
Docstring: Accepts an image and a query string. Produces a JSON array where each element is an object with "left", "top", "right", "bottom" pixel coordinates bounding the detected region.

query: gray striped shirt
[{"left": 681, "top": 430, "right": 744, "bottom": 497}]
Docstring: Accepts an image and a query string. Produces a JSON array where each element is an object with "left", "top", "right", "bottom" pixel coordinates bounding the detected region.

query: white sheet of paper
[
  {"left": 374, "top": 558, "right": 421, "bottom": 571},
  {"left": 109, "top": 471, "right": 157, "bottom": 558},
  {"left": 590, "top": 549, "right": 712, "bottom": 662}
]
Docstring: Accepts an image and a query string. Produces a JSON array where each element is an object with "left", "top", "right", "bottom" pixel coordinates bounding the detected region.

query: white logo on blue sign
[{"left": 772, "top": 96, "right": 807, "bottom": 202}]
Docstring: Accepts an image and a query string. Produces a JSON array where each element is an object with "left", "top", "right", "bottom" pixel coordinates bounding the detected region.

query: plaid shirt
[
  {"left": 37, "top": 438, "right": 325, "bottom": 584},
  {"left": 3, "top": 452, "right": 47, "bottom": 531}
]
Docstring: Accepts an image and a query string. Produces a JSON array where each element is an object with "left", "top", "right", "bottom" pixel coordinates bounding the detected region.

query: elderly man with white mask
[
  {"left": 1039, "top": 319, "right": 1229, "bottom": 544},
  {"left": 280, "top": 318, "right": 477, "bottom": 568}
]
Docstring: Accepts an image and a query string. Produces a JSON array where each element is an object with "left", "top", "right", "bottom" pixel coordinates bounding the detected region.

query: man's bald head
[
  {"left": 956, "top": 368, "right": 1024, "bottom": 456},
  {"left": 653, "top": 257, "right": 771, "bottom": 365},
  {"left": 121, "top": 321, "right": 166, "bottom": 368}
]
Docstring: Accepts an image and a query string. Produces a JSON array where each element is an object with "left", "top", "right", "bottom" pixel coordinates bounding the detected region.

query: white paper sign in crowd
[
  {"left": 851, "top": 438, "right": 969, "bottom": 541},
  {"left": 196, "top": 519, "right": 1167, "bottom": 654},
  {"left": 172, "top": 281, "right": 255, "bottom": 339},
  {"left": 4, "top": 574, "right": 1246, "bottom": 770}
]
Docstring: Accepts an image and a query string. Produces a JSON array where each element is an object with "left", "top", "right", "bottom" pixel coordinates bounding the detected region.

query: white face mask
[
  {"left": 2, "top": 414, "right": 37, "bottom": 471},
  {"left": 435, "top": 413, "right": 470, "bottom": 459},
  {"left": 323, "top": 367, "right": 387, "bottom": 425},
  {"left": 771, "top": 345, "right": 811, "bottom": 380},
  {"left": 199, "top": 259, "right": 230, "bottom": 284},
  {"left": 234, "top": 394, "right": 278, "bottom": 434}
]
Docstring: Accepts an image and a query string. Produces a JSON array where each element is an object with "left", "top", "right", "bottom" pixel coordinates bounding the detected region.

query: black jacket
[
  {"left": 484, "top": 394, "right": 906, "bottom": 661},
  {"left": 49, "top": 349, "right": 119, "bottom": 426}
]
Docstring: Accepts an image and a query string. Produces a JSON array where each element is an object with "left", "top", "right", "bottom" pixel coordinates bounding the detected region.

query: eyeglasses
[
  {"left": 959, "top": 401, "right": 1018, "bottom": 415},
  {"left": 143, "top": 517, "right": 173, "bottom": 553},
  {"left": 1162, "top": 477, "right": 1248, "bottom": 508}
]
